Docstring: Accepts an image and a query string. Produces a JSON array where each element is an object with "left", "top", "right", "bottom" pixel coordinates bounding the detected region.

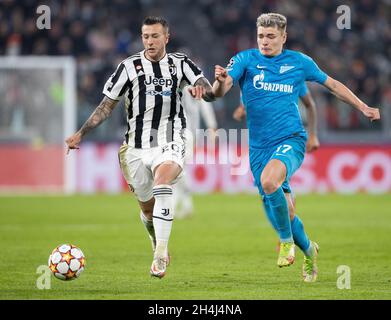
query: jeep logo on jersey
[{"left": 144, "top": 76, "right": 173, "bottom": 87}]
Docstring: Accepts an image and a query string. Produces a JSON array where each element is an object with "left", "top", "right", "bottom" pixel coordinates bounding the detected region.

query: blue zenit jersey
[{"left": 228, "top": 49, "right": 327, "bottom": 149}]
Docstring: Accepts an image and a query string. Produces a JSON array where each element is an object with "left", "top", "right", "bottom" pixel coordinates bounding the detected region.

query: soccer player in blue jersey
[
  {"left": 233, "top": 83, "right": 320, "bottom": 154},
  {"left": 212, "top": 13, "right": 380, "bottom": 282},
  {"left": 234, "top": 83, "right": 320, "bottom": 266}
]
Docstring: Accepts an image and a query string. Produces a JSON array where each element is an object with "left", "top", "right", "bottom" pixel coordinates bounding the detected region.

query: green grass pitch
[{"left": 0, "top": 193, "right": 390, "bottom": 300}]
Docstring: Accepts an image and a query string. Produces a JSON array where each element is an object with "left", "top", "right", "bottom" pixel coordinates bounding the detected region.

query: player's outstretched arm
[
  {"left": 212, "top": 65, "right": 233, "bottom": 98},
  {"left": 188, "top": 77, "right": 216, "bottom": 102},
  {"left": 65, "top": 96, "right": 118, "bottom": 154},
  {"left": 323, "top": 76, "right": 381, "bottom": 121},
  {"left": 301, "top": 92, "right": 319, "bottom": 153}
]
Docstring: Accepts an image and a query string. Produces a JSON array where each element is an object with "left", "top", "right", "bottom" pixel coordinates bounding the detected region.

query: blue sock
[
  {"left": 264, "top": 188, "right": 293, "bottom": 242},
  {"left": 262, "top": 195, "right": 312, "bottom": 254},
  {"left": 291, "top": 215, "right": 311, "bottom": 255},
  {"left": 262, "top": 197, "right": 278, "bottom": 231}
]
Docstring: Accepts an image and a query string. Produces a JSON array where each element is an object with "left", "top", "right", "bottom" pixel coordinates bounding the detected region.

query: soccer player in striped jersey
[
  {"left": 65, "top": 16, "right": 215, "bottom": 278},
  {"left": 212, "top": 13, "right": 380, "bottom": 282}
]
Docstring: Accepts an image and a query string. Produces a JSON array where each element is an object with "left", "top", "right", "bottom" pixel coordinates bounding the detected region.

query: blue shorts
[{"left": 249, "top": 135, "right": 306, "bottom": 196}]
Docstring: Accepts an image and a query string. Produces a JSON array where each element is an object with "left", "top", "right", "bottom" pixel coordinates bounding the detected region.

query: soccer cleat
[
  {"left": 302, "top": 241, "right": 319, "bottom": 283},
  {"left": 151, "top": 241, "right": 171, "bottom": 267},
  {"left": 277, "top": 241, "right": 295, "bottom": 267},
  {"left": 150, "top": 255, "right": 168, "bottom": 278}
]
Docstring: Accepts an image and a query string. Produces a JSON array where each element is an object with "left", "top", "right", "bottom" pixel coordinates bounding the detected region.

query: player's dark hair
[{"left": 142, "top": 16, "right": 169, "bottom": 33}]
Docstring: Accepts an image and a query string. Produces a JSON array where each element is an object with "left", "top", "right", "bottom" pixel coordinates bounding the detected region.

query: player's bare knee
[
  {"left": 153, "top": 162, "right": 181, "bottom": 186},
  {"left": 154, "top": 177, "right": 172, "bottom": 186},
  {"left": 153, "top": 171, "right": 171, "bottom": 186},
  {"left": 261, "top": 178, "right": 280, "bottom": 194}
]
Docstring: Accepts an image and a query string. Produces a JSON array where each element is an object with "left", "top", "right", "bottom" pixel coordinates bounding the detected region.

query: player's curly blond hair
[{"left": 256, "top": 13, "right": 287, "bottom": 32}]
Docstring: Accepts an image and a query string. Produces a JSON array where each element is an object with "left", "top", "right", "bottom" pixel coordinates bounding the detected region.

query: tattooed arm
[
  {"left": 65, "top": 96, "right": 118, "bottom": 153},
  {"left": 188, "top": 77, "right": 216, "bottom": 102}
]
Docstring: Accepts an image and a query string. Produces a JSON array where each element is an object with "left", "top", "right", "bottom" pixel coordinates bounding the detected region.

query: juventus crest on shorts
[{"left": 103, "top": 50, "right": 205, "bottom": 149}]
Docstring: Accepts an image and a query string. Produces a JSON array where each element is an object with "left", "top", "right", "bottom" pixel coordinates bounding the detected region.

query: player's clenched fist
[
  {"left": 65, "top": 132, "right": 82, "bottom": 154},
  {"left": 215, "top": 65, "right": 228, "bottom": 82},
  {"left": 306, "top": 133, "right": 320, "bottom": 153},
  {"left": 361, "top": 105, "right": 380, "bottom": 122}
]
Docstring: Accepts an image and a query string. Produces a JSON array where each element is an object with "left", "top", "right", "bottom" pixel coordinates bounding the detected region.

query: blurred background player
[
  {"left": 65, "top": 16, "right": 215, "bottom": 279},
  {"left": 173, "top": 84, "right": 218, "bottom": 219},
  {"left": 213, "top": 12, "right": 380, "bottom": 282}
]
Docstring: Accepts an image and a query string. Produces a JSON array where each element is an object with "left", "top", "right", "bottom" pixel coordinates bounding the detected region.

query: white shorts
[{"left": 118, "top": 141, "right": 185, "bottom": 202}]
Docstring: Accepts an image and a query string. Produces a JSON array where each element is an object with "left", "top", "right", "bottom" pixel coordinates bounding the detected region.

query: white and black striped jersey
[{"left": 102, "top": 50, "right": 205, "bottom": 149}]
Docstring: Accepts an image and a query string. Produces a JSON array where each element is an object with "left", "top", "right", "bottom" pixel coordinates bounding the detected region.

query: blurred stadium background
[
  {"left": 0, "top": 0, "right": 391, "bottom": 301},
  {"left": 0, "top": 0, "right": 390, "bottom": 194}
]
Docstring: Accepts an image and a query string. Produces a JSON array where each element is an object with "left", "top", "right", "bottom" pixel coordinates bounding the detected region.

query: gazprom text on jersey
[{"left": 253, "top": 81, "right": 294, "bottom": 93}]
